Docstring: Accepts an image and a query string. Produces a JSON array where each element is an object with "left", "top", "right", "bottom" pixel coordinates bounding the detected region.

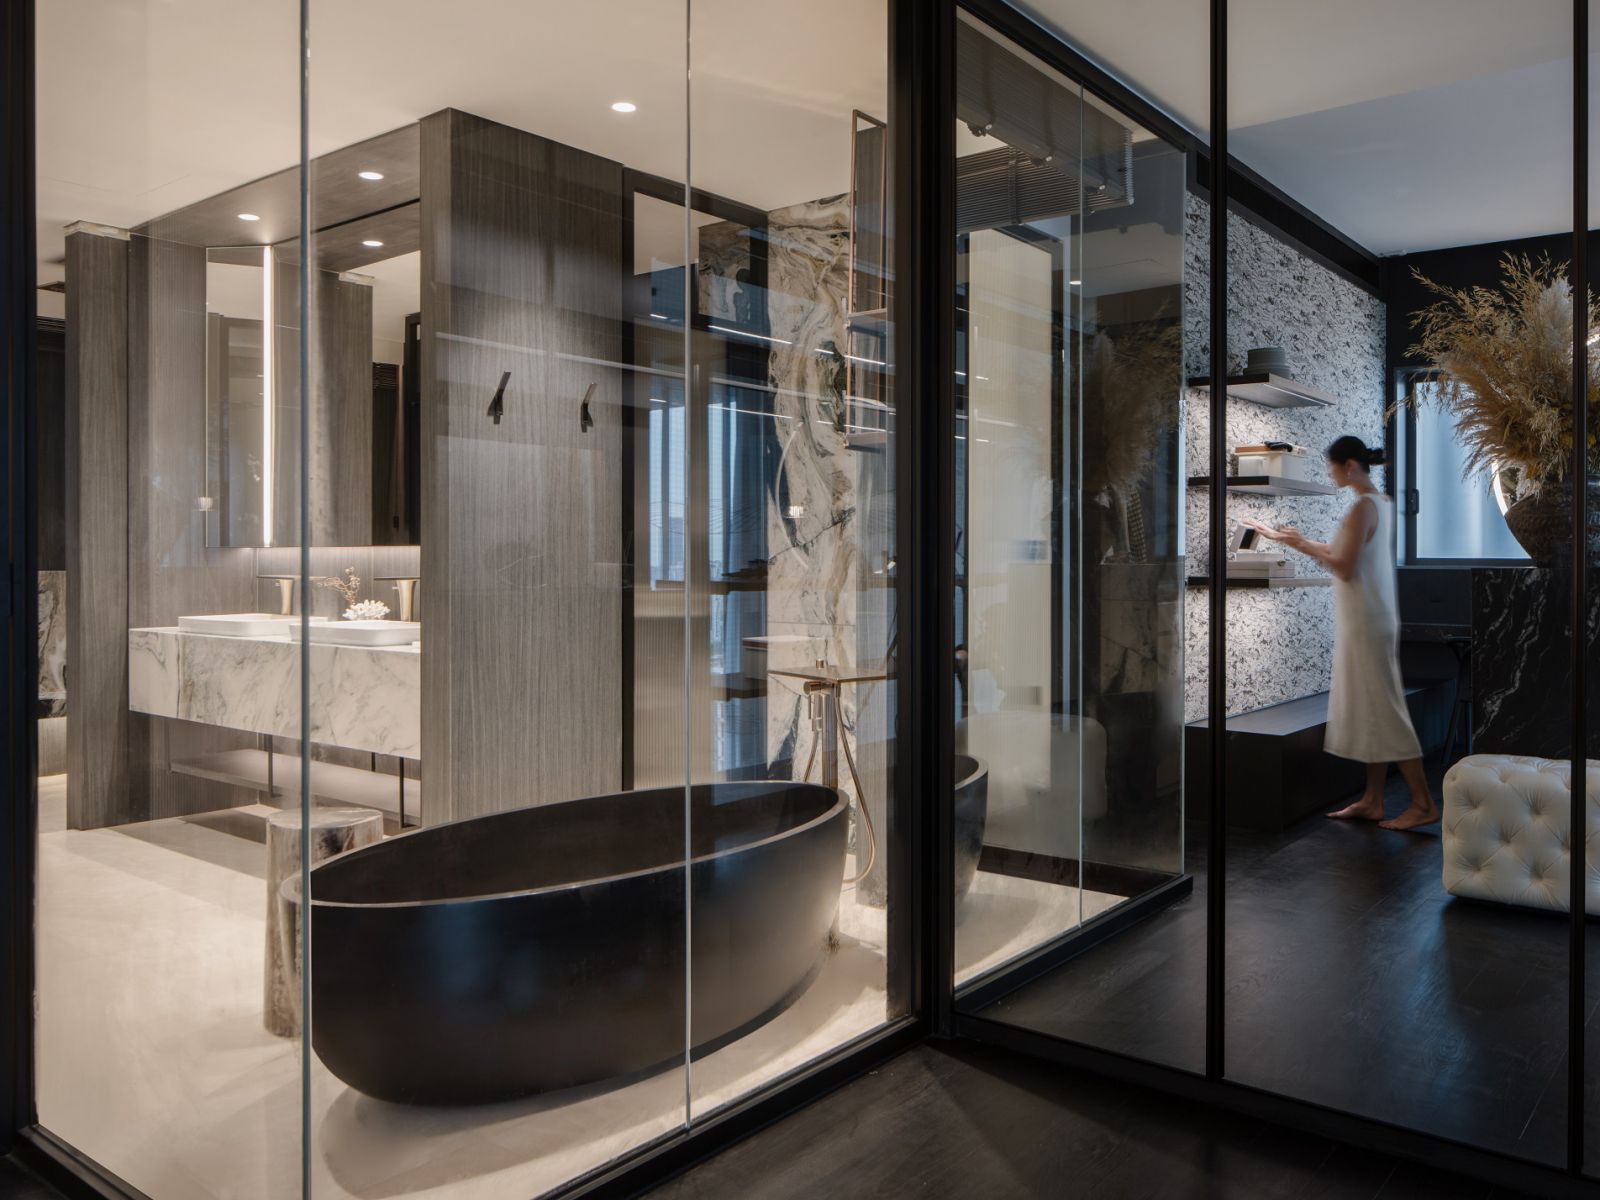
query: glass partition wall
[
  {"left": 1224, "top": 0, "right": 1574, "bottom": 1167},
  {"left": 33, "top": 2, "right": 899, "bottom": 1198},
  {"left": 19, "top": 0, "right": 1600, "bottom": 1196},
  {"left": 947, "top": 0, "right": 1599, "bottom": 1190},
  {"left": 949, "top": 10, "right": 1193, "bottom": 1065}
]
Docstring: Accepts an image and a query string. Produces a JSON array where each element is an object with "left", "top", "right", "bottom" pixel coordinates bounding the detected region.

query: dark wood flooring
[
  {"left": 979, "top": 762, "right": 1600, "bottom": 1171},
  {"left": 0, "top": 1159, "right": 64, "bottom": 1200},
  {"left": 645, "top": 1040, "right": 1527, "bottom": 1199}
]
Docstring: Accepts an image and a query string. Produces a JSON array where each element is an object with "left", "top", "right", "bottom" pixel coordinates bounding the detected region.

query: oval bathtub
[
  {"left": 954, "top": 754, "right": 989, "bottom": 900},
  {"left": 293, "top": 780, "right": 847, "bottom": 1106}
]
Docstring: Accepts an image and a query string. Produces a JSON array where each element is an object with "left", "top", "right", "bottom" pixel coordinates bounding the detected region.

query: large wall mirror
[{"left": 197, "top": 128, "right": 421, "bottom": 548}]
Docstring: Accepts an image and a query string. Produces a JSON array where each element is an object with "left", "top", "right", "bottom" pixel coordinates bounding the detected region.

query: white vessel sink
[
  {"left": 178, "top": 613, "right": 328, "bottom": 637},
  {"left": 289, "top": 620, "right": 421, "bottom": 647}
]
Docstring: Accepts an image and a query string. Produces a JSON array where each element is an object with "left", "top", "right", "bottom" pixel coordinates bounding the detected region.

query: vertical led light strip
[{"left": 261, "top": 244, "right": 275, "bottom": 547}]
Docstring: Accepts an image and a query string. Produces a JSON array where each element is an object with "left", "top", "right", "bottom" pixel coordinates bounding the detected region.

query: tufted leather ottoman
[{"left": 1442, "top": 754, "right": 1600, "bottom": 913}]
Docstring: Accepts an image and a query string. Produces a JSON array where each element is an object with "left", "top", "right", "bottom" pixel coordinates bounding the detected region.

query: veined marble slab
[
  {"left": 128, "top": 628, "right": 420, "bottom": 759},
  {"left": 38, "top": 571, "right": 66, "bottom": 715}
]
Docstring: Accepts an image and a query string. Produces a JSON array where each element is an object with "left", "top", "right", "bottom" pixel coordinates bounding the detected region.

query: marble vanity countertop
[{"left": 129, "top": 627, "right": 419, "bottom": 759}]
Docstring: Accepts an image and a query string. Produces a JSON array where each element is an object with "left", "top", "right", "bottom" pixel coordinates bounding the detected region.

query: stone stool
[{"left": 264, "top": 806, "right": 383, "bottom": 1036}]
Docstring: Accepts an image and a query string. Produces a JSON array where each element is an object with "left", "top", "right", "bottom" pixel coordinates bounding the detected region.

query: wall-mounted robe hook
[
  {"left": 488, "top": 371, "right": 511, "bottom": 425},
  {"left": 580, "top": 381, "right": 596, "bottom": 433}
]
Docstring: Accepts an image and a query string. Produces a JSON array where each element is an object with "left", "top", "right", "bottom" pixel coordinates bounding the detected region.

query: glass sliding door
[
  {"left": 33, "top": 2, "right": 312, "bottom": 1196},
  {"left": 29, "top": 0, "right": 921, "bottom": 1192},
  {"left": 949, "top": 11, "right": 1190, "bottom": 1010},
  {"left": 685, "top": 0, "right": 904, "bottom": 1116},
  {"left": 1224, "top": 0, "right": 1573, "bottom": 1165},
  {"left": 304, "top": 4, "right": 693, "bottom": 1196}
]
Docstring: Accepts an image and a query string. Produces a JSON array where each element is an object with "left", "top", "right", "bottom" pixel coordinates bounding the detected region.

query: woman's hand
[
  {"left": 1243, "top": 519, "right": 1307, "bottom": 550},
  {"left": 1273, "top": 525, "right": 1309, "bottom": 551}
]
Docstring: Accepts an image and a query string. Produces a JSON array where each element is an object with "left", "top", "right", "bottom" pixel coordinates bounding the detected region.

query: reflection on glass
[
  {"left": 34, "top": 0, "right": 311, "bottom": 1194},
  {"left": 951, "top": 14, "right": 1187, "bottom": 1000},
  {"left": 686, "top": 0, "right": 898, "bottom": 1119}
]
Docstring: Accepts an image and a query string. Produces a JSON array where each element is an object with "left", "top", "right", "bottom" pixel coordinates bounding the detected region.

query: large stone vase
[{"left": 1503, "top": 477, "right": 1600, "bottom": 567}]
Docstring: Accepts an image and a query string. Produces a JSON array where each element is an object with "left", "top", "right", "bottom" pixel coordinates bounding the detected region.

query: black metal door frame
[{"left": 0, "top": 0, "right": 37, "bottom": 1160}]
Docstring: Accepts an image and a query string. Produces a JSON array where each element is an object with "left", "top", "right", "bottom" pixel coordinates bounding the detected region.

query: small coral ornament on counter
[{"left": 343, "top": 599, "right": 391, "bottom": 622}]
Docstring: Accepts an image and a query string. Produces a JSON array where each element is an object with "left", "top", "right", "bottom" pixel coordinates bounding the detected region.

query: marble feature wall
[
  {"left": 1472, "top": 566, "right": 1600, "bottom": 757},
  {"left": 756, "top": 196, "right": 858, "bottom": 756},
  {"left": 1182, "top": 199, "right": 1387, "bottom": 720},
  {"left": 38, "top": 571, "right": 66, "bottom": 716},
  {"left": 744, "top": 194, "right": 893, "bottom": 898}
]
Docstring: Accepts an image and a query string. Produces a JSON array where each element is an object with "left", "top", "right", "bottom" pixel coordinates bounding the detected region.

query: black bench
[{"left": 1185, "top": 686, "right": 1443, "bottom": 832}]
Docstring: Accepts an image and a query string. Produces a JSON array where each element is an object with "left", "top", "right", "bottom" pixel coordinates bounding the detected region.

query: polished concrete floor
[
  {"left": 642, "top": 1040, "right": 1527, "bottom": 1199},
  {"left": 979, "top": 762, "right": 1600, "bottom": 1171}
]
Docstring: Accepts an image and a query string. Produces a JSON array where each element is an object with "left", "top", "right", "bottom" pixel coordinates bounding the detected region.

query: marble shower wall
[
  {"left": 758, "top": 195, "right": 862, "bottom": 770},
  {"left": 738, "top": 194, "right": 893, "bottom": 896},
  {"left": 1182, "top": 198, "right": 1386, "bottom": 720},
  {"left": 38, "top": 570, "right": 66, "bottom": 717}
]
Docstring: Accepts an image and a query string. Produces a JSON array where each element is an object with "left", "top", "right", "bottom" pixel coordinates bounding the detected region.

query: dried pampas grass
[
  {"left": 1405, "top": 253, "right": 1600, "bottom": 498},
  {"left": 1085, "top": 315, "right": 1184, "bottom": 493}
]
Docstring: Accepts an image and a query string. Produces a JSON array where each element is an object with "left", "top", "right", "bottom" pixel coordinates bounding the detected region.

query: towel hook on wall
[
  {"left": 487, "top": 371, "right": 511, "bottom": 425},
  {"left": 580, "top": 381, "right": 596, "bottom": 433}
]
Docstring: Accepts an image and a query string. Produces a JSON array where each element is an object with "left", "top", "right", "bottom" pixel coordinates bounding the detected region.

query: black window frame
[{"left": 1394, "top": 365, "right": 1534, "bottom": 569}]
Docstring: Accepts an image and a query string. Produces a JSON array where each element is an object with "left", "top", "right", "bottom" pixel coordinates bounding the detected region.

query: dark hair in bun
[{"left": 1326, "top": 435, "right": 1386, "bottom": 469}]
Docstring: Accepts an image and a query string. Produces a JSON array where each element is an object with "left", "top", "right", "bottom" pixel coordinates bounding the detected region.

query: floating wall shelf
[
  {"left": 1187, "top": 372, "right": 1336, "bottom": 409},
  {"left": 1186, "top": 576, "right": 1333, "bottom": 589},
  {"left": 1187, "top": 474, "right": 1337, "bottom": 497}
]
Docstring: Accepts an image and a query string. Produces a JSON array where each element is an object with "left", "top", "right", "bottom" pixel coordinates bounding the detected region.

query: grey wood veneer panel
[
  {"left": 310, "top": 272, "right": 374, "bottom": 547},
  {"left": 65, "top": 230, "right": 133, "bottom": 828},
  {"left": 421, "top": 109, "right": 625, "bottom": 822},
  {"left": 126, "top": 234, "right": 257, "bottom": 819},
  {"left": 140, "top": 124, "right": 419, "bottom": 254}
]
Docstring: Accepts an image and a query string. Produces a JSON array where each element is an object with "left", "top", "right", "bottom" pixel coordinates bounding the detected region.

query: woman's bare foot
[
  {"left": 1379, "top": 800, "right": 1440, "bottom": 832},
  {"left": 1328, "top": 795, "right": 1384, "bottom": 820}
]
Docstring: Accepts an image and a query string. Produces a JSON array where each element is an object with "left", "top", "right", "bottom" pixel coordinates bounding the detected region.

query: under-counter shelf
[
  {"left": 171, "top": 749, "right": 419, "bottom": 825},
  {"left": 1187, "top": 372, "right": 1336, "bottom": 409},
  {"left": 1186, "top": 576, "right": 1332, "bottom": 589},
  {"left": 1188, "top": 474, "right": 1337, "bottom": 496}
]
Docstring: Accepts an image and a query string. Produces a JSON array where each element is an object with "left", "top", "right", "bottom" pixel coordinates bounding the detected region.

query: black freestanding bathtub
[
  {"left": 954, "top": 754, "right": 989, "bottom": 900},
  {"left": 290, "top": 781, "right": 847, "bottom": 1106}
]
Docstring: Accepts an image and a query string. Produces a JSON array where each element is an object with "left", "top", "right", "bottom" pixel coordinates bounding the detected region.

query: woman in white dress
[{"left": 1249, "top": 436, "right": 1436, "bottom": 831}]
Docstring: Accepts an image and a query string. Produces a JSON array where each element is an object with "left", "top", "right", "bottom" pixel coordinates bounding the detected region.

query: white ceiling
[
  {"left": 39, "top": 0, "right": 1599, "bottom": 285},
  {"left": 1015, "top": 0, "right": 1591, "bottom": 254},
  {"left": 35, "top": 0, "right": 887, "bottom": 289}
]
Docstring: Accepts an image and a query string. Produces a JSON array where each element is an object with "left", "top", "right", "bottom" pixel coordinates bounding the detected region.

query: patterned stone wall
[{"left": 1183, "top": 199, "right": 1387, "bottom": 720}]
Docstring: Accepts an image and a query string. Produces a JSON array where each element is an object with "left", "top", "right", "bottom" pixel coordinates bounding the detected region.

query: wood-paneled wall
[
  {"left": 312, "top": 271, "right": 375, "bottom": 547},
  {"left": 126, "top": 234, "right": 257, "bottom": 821},
  {"left": 65, "top": 229, "right": 134, "bottom": 828},
  {"left": 420, "top": 109, "right": 625, "bottom": 821}
]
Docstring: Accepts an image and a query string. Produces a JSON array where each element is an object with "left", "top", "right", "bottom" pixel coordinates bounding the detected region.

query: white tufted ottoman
[{"left": 1442, "top": 754, "right": 1600, "bottom": 914}]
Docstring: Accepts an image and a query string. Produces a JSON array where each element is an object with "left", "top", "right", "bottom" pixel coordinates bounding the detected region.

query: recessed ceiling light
[
  {"left": 358, "top": 170, "right": 384, "bottom": 181},
  {"left": 362, "top": 239, "right": 384, "bottom": 248},
  {"left": 238, "top": 212, "right": 261, "bottom": 222},
  {"left": 1069, "top": 278, "right": 1082, "bottom": 286},
  {"left": 611, "top": 101, "right": 637, "bottom": 113}
]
